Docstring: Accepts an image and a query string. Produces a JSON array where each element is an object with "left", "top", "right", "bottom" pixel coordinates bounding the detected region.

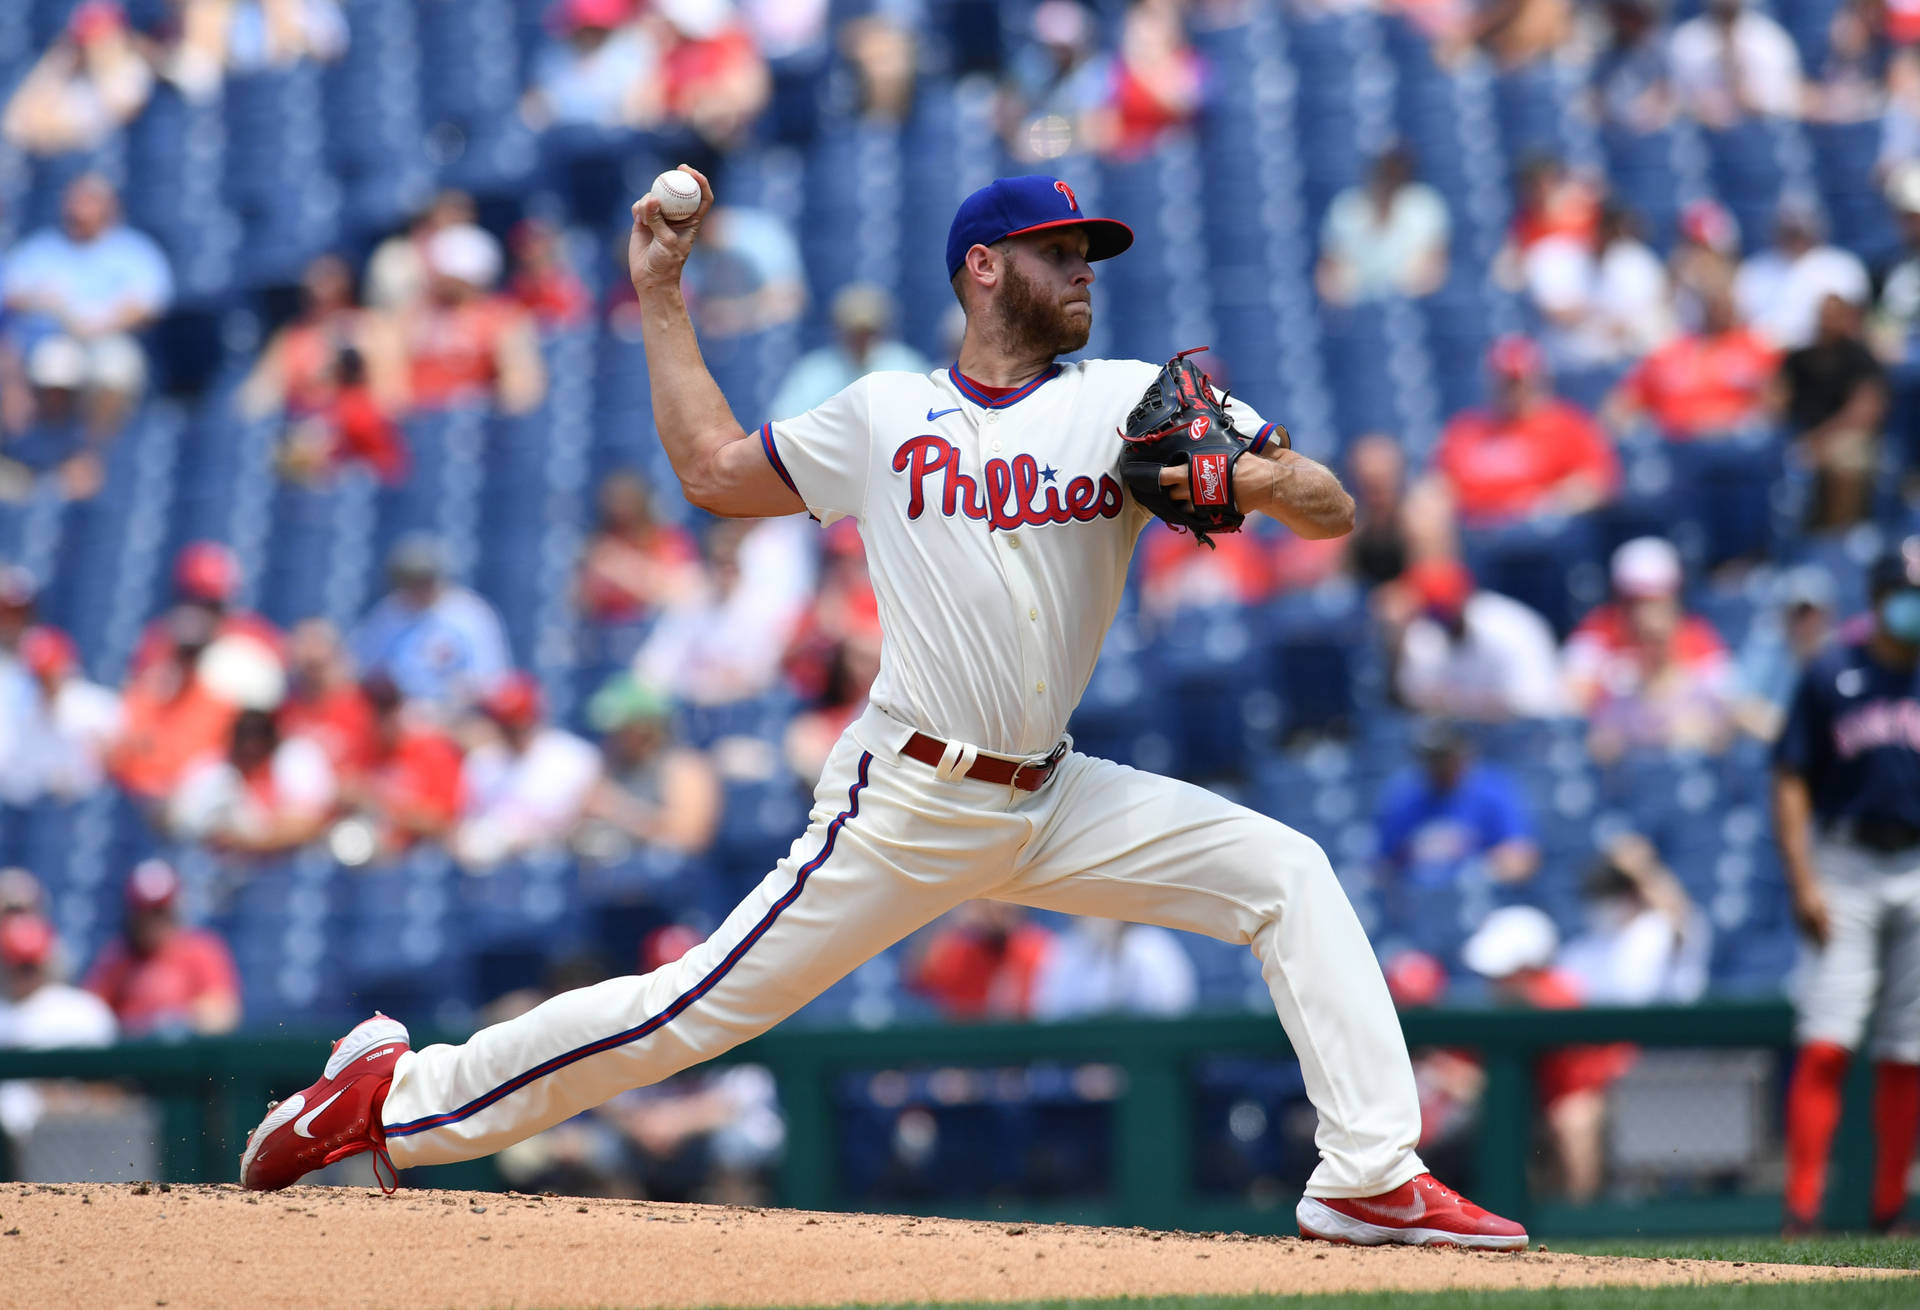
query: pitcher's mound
[{"left": 0, "top": 1182, "right": 1898, "bottom": 1310}]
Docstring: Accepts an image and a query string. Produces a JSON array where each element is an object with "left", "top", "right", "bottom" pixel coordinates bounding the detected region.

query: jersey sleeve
[
  {"left": 1222, "top": 393, "right": 1286, "bottom": 454},
  {"left": 761, "top": 376, "right": 873, "bottom": 526}
]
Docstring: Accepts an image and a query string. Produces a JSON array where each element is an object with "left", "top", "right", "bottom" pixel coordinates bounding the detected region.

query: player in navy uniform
[{"left": 1773, "top": 535, "right": 1920, "bottom": 1233}]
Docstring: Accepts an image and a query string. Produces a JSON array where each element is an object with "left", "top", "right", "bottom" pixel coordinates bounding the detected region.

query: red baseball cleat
[
  {"left": 1296, "top": 1173, "right": 1529, "bottom": 1250},
  {"left": 240, "top": 1014, "right": 409, "bottom": 1193}
]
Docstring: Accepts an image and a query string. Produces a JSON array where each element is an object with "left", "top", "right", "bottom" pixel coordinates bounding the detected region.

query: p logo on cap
[{"left": 945, "top": 175, "right": 1133, "bottom": 279}]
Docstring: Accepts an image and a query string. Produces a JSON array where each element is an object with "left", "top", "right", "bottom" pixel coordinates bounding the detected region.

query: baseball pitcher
[{"left": 240, "top": 170, "right": 1527, "bottom": 1249}]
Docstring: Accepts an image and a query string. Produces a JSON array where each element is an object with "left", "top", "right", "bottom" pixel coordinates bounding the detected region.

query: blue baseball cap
[{"left": 945, "top": 175, "right": 1133, "bottom": 280}]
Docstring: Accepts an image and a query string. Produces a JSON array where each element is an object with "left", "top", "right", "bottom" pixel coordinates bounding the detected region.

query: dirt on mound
[{"left": 0, "top": 1182, "right": 1900, "bottom": 1310}]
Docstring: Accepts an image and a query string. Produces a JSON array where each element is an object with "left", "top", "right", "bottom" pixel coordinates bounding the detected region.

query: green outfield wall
[{"left": 0, "top": 1003, "right": 1886, "bottom": 1236}]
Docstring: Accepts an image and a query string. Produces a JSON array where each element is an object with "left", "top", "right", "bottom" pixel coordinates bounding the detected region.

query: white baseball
[{"left": 651, "top": 170, "right": 702, "bottom": 221}]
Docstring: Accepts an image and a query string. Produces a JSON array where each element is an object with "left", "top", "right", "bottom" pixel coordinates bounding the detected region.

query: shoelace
[
  {"left": 1413, "top": 1175, "right": 1485, "bottom": 1218},
  {"left": 321, "top": 1138, "right": 398, "bottom": 1196}
]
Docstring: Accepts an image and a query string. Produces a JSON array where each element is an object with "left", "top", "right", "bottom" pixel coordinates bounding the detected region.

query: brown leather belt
[{"left": 901, "top": 731, "right": 1063, "bottom": 791}]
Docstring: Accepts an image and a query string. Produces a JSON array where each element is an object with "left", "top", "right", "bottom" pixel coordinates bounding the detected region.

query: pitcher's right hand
[{"left": 629, "top": 164, "right": 714, "bottom": 295}]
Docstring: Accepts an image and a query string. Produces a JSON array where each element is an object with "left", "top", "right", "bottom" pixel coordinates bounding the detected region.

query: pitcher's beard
[{"left": 994, "top": 261, "right": 1091, "bottom": 358}]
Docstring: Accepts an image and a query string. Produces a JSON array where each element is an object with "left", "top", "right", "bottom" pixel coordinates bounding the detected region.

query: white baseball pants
[
  {"left": 380, "top": 704, "right": 1425, "bottom": 1198},
  {"left": 1796, "top": 837, "right": 1920, "bottom": 1061}
]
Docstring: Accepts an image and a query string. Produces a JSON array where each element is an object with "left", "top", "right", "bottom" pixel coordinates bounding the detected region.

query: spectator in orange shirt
[
  {"left": 1605, "top": 266, "right": 1780, "bottom": 441},
  {"left": 83, "top": 860, "right": 240, "bottom": 1038},
  {"left": 1428, "top": 336, "right": 1621, "bottom": 527},
  {"left": 908, "top": 902, "right": 1055, "bottom": 1021},
  {"left": 110, "top": 603, "right": 242, "bottom": 802},
  {"left": 402, "top": 225, "right": 547, "bottom": 414}
]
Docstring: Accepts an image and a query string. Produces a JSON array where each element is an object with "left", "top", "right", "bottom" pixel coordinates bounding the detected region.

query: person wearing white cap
[
  {"left": 398, "top": 223, "right": 546, "bottom": 415},
  {"left": 0, "top": 335, "right": 104, "bottom": 501},
  {"left": 1462, "top": 904, "right": 1636, "bottom": 1202},
  {"left": 1563, "top": 536, "right": 1732, "bottom": 718}
]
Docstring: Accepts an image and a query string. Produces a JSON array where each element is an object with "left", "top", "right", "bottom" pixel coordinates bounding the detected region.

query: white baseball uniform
[{"left": 379, "top": 361, "right": 1426, "bottom": 1199}]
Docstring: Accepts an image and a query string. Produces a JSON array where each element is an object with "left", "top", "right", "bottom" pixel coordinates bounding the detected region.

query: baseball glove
[{"left": 1119, "top": 347, "right": 1285, "bottom": 547}]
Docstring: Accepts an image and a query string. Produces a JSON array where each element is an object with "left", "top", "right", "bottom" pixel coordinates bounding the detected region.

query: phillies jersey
[{"left": 760, "top": 361, "right": 1277, "bottom": 757}]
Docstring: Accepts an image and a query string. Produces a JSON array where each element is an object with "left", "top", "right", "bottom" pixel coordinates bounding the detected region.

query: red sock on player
[
  {"left": 1785, "top": 1041, "right": 1852, "bottom": 1226},
  {"left": 1873, "top": 1061, "right": 1920, "bottom": 1228}
]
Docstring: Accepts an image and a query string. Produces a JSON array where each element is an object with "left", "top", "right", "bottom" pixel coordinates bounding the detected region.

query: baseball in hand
[{"left": 651, "top": 170, "right": 702, "bottom": 221}]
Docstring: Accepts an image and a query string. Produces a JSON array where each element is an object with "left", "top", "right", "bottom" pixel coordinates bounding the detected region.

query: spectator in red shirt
[
  {"left": 1461, "top": 905, "right": 1636, "bottom": 1203},
  {"left": 650, "top": 0, "right": 770, "bottom": 151},
  {"left": 240, "top": 252, "right": 407, "bottom": 423},
  {"left": 1428, "top": 335, "right": 1621, "bottom": 526},
  {"left": 166, "top": 708, "right": 338, "bottom": 857},
  {"left": 332, "top": 674, "right": 465, "bottom": 861},
  {"left": 907, "top": 902, "right": 1055, "bottom": 1020},
  {"left": 277, "top": 618, "right": 377, "bottom": 777},
  {"left": 1605, "top": 265, "right": 1780, "bottom": 441},
  {"left": 401, "top": 225, "right": 547, "bottom": 414},
  {"left": 1501, "top": 156, "right": 1602, "bottom": 263},
  {"left": 1563, "top": 537, "right": 1730, "bottom": 709},
  {"left": 1139, "top": 517, "right": 1283, "bottom": 619},
  {"left": 508, "top": 219, "right": 591, "bottom": 329},
  {"left": 128, "top": 541, "right": 285, "bottom": 683},
  {"left": 576, "top": 469, "right": 702, "bottom": 629},
  {"left": 83, "top": 860, "right": 240, "bottom": 1038},
  {"left": 1564, "top": 537, "right": 1736, "bottom": 759},
  {"left": 1100, "top": 0, "right": 1205, "bottom": 160}
]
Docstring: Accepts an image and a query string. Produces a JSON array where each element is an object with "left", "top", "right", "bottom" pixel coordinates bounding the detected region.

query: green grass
[
  {"left": 719, "top": 1287, "right": 1917, "bottom": 1310},
  {"left": 1555, "top": 1233, "right": 1920, "bottom": 1270}
]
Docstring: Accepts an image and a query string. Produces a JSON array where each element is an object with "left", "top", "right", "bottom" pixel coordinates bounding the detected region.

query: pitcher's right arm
[{"left": 628, "top": 166, "right": 804, "bottom": 518}]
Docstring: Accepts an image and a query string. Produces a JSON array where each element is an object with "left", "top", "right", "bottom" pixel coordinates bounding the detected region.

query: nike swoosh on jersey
[
  {"left": 926, "top": 407, "right": 961, "bottom": 421},
  {"left": 293, "top": 1088, "right": 348, "bottom": 1138}
]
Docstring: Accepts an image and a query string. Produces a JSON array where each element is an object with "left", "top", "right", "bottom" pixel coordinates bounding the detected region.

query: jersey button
[
  {"left": 991, "top": 440, "right": 1002, "bottom": 452},
  {"left": 1006, "top": 535, "right": 1021, "bottom": 550},
  {"left": 985, "top": 413, "right": 999, "bottom": 425},
  {"left": 1028, "top": 607, "right": 1038, "bottom": 621},
  {"left": 1035, "top": 681, "right": 1046, "bottom": 694}
]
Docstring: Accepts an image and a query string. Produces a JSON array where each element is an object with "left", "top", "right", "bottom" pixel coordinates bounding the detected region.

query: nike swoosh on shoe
[
  {"left": 1366, "top": 1196, "right": 1426, "bottom": 1222},
  {"left": 293, "top": 1088, "right": 348, "bottom": 1139}
]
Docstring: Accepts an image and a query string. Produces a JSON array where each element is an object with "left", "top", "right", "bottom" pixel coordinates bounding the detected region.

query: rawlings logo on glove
[{"left": 1118, "top": 347, "right": 1284, "bottom": 547}]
